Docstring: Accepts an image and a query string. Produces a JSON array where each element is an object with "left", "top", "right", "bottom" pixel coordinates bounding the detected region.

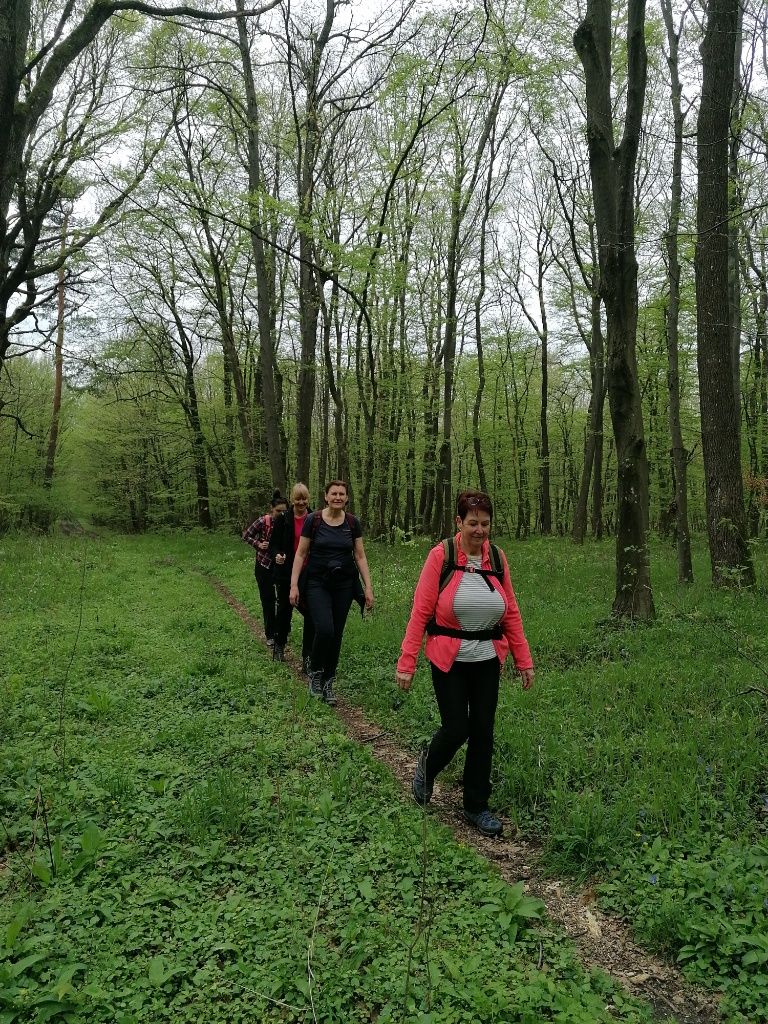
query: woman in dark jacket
[
  {"left": 242, "top": 490, "right": 288, "bottom": 647},
  {"left": 268, "top": 482, "right": 314, "bottom": 664}
]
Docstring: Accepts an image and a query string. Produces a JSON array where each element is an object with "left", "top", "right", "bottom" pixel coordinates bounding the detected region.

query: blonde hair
[{"left": 291, "top": 482, "right": 310, "bottom": 502}]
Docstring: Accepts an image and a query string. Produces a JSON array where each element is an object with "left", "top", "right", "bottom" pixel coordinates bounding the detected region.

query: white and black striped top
[{"left": 452, "top": 555, "right": 505, "bottom": 663}]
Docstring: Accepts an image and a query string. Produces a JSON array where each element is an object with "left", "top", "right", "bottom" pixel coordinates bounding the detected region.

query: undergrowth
[{"left": 0, "top": 533, "right": 656, "bottom": 1023}]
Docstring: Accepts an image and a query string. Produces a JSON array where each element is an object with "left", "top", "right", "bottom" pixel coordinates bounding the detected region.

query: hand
[
  {"left": 518, "top": 667, "right": 534, "bottom": 690},
  {"left": 258, "top": 540, "right": 268, "bottom": 551},
  {"left": 364, "top": 586, "right": 374, "bottom": 611},
  {"left": 395, "top": 671, "right": 413, "bottom": 690},
  {"left": 289, "top": 584, "right": 300, "bottom": 607},
  {"left": 275, "top": 553, "right": 286, "bottom": 565}
]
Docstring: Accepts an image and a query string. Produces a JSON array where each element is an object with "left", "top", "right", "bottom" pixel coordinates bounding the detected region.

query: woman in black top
[
  {"left": 289, "top": 480, "right": 374, "bottom": 705},
  {"left": 268, "top": 482, "right": 314, "bottom": 664}
]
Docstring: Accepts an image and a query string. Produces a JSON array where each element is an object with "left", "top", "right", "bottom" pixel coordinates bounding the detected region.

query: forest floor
[
  {"left": 208, "top": 572, "right": 723, "bottom": 1024},
  {"left": 2, "top": 532, "right": 767, "bottom": 1024}
]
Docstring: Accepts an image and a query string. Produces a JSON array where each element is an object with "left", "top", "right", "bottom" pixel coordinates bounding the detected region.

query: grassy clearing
[
  {"left": 338, "top": 534, "right": 768, "bottom": 1023},
  {"left": 1, "top": 534, "right": 657, "bottom": 1024},
  {"left": 205, "top": 530, "right": 768, "bottom": 1021}
]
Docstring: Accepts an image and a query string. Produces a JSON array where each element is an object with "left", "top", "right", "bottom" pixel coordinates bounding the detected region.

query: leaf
[
  {"left": 31, "top": 860, "right": 52, "bottom": 885},
  {"left": 53, "top": 963, "right": 87, "bottom": 1000},
  {"left": 8, "top": 952, "right": 47, "bottom": 978},
  {"left": 514, "top": 897, "right": 545, "bottom": 919},
  {"left": 148, "top": 956, "right": 169, "bottom": 987},
  {"left": 358, "top": 877, "right": 374, "bottom": 901},
  {"left": 29, "top": 1001, "right": 73, "bottom": 1022},
  {"left": 4, "top": 904, "right": 33, "bottom": 950},
  {"left": 80, "top": 824, "right": 104, "bottom": 856}
]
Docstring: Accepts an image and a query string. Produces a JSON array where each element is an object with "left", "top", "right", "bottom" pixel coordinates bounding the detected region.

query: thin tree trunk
[
  {"left": 43, "top": 215, "right": 68, "bottom": 490},
  {"left": 661, "top": 0, "right": 693, "bottom": 581}
]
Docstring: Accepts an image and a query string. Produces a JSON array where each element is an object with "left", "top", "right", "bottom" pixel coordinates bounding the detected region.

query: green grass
[
  {"left": 338, "top": 533, "right": 768, "bottom": 1023},
  {"left": 205, "top": 530, "right": 768, "bottom": 1021},
  {"left": 0, "top": 533, "right": 658, "bottom": 1024}
]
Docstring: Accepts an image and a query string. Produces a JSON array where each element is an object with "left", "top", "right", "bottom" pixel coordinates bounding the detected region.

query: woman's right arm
[
  {"left": 289, "top": 536, "right": 311, "bottom": 606},
  {"left": 395, "top": 545, "right": 442, "bottom": 685},
  {"left": 242, "top": 517, "right": 262, "bottom": 548}
]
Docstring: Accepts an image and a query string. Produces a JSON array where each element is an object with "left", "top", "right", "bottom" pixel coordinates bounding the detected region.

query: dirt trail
[{"left": 208, "top": 575, "right": 723, "bottom": 1024}]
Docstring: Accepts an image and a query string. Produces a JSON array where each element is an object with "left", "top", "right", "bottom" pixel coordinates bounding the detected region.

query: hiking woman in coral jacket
[{"left": 395, "top": 489, "right": 534, "bottom": 838}]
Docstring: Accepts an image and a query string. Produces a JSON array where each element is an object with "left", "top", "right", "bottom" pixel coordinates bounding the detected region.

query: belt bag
[{"left": 425, "top": 619, "right": 502, "bottom": 641}]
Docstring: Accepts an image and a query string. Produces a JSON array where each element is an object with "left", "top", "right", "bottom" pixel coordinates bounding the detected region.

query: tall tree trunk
[
  {"left": 695, "top": 0, "right": 755, "bottom": 585},
  {"left": 292, "top": 1, "right": 334, "bottom": 484},
  {"left": 575, "top": 0, "right": 654, "bottom": 619},
  {"left": 236, "top": 0, "right": 285, "bottom": 494},
  {"left": 661, "top": 0, "right": 693, "bottom": 581}
]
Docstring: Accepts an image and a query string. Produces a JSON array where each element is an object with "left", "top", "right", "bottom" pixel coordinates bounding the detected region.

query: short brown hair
[
  {"left": 324, "top": 479, "right": 348, "bottom": 495},
  {"left": 456, "top": 489, "right": 493, "bottom": 520}
]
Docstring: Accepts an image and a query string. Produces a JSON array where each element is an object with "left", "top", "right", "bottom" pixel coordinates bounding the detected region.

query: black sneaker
[
  {"left": 308, "top": 671, "right": 324, "bottom": 699},
  {"left": 272, "top": 643, "right": 285, "bottom": 662},
  {"left": 322, "top": 677, "right": 337, "bottom": 706},
  {"left": 411, "top": 748, "right": 433, "bottom": 806},
  {"left": 462, "top": 809, "right": 503, "bottom": 838}
]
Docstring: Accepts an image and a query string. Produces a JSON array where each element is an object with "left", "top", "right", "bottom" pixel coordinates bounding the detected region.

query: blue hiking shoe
[{"left": 462, "top": 809, "right": 503, "bottom": 837}]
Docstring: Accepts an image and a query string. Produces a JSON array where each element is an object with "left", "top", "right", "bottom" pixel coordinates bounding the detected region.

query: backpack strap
[
  {"left": 437, "top": 538, "right": 504, "bottom": 593},
  {"left": 309, "top": 511, "right": 358, "bottom": 543},
  {"left": 426, "top": 539, "right": 506, "bottom": 640},
  {"left": 437, "top": 538, "right": 455, "bottom": 592}
]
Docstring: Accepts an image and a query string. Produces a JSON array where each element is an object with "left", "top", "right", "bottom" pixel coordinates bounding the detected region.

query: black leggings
[
  {"left": 254, "top": 564, "right": 277, "bottom": 641},
  {"left": 275, "top": 578, "right": 315, "bottom": 657},
  {"left": 425, "top": 657, "right": 500, "bottom": 813},
  {"left": 305, "top": 578, "right": 354, "bottom": 681}
]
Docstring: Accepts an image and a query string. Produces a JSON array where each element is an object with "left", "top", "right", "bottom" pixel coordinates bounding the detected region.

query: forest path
[{"left": 206, "top": 573, "right": 723, "bottom": 1024}]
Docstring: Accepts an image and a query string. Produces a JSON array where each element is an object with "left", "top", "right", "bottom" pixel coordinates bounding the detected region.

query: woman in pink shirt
[{"left": 396, "top": 490, "right": 534, "bottom": 837}]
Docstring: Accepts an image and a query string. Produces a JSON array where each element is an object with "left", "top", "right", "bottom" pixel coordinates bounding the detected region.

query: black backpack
[{"left": 426, "top": 538, "right": 505, "bottom": 640}]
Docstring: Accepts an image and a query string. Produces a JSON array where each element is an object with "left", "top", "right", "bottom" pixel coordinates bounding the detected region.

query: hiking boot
[
  {"left": 462, "top": 808, "right": 503, "bottom": 838},
  {"left": 411, "top": 748, "right": 433, "bottom": 806},
  {"left": 272, "top": 643, "right": 285, "bottom": 662},
  {"left": 308, "top": 671, "right": 325, "bottom": 699},
  {"left": 322, "top": 677, "right": 337, "bottom": 706}
]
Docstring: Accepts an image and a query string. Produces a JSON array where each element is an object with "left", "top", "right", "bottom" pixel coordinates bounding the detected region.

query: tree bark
[
  {"left": 575, "top": 0, "right": 654, "bottom": 619},
  {"left": 43, "top": 216, "right": 68, "bottom": 490},
  {"left": 695, "top": 0, "right": 755, "bottom": 585},
  {"left": 660, "top": 0, "right": 693, "bottom": 582},
  {"left": 236, "top": 0, "right": 285, "bottom": 494}
]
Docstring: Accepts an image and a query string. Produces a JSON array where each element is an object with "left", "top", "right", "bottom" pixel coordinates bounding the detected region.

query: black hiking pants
[
  {"left": 254, "top": 563, "right": 277, "bottom": 641},
  {"left": 426, "top": 657, "right": 500, "bottom": 813},
  {"left": 305, "top": 578, "right": 354, "bottom": 681}
]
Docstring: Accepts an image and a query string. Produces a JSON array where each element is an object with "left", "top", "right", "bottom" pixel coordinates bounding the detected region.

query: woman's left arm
[
  {"left": 499, "top": 550, "right": 534, "bottom": 681},
  {"left": 353, "top": 537, "right": 375, "bottom": 610}
]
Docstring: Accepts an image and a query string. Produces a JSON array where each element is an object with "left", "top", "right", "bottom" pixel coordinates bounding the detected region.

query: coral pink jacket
[{"left": 396, "top": 534, "right": 533, "bottom": 677}]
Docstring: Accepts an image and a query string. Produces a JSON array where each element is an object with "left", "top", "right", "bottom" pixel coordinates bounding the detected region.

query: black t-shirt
[{"left": 302, "top": 512, "right": 362, "bottom": 580}]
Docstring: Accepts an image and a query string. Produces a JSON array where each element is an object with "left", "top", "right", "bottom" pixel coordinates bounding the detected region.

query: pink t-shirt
[{"left": 293, "top": 513, "right": 307, "bottom": 553}]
